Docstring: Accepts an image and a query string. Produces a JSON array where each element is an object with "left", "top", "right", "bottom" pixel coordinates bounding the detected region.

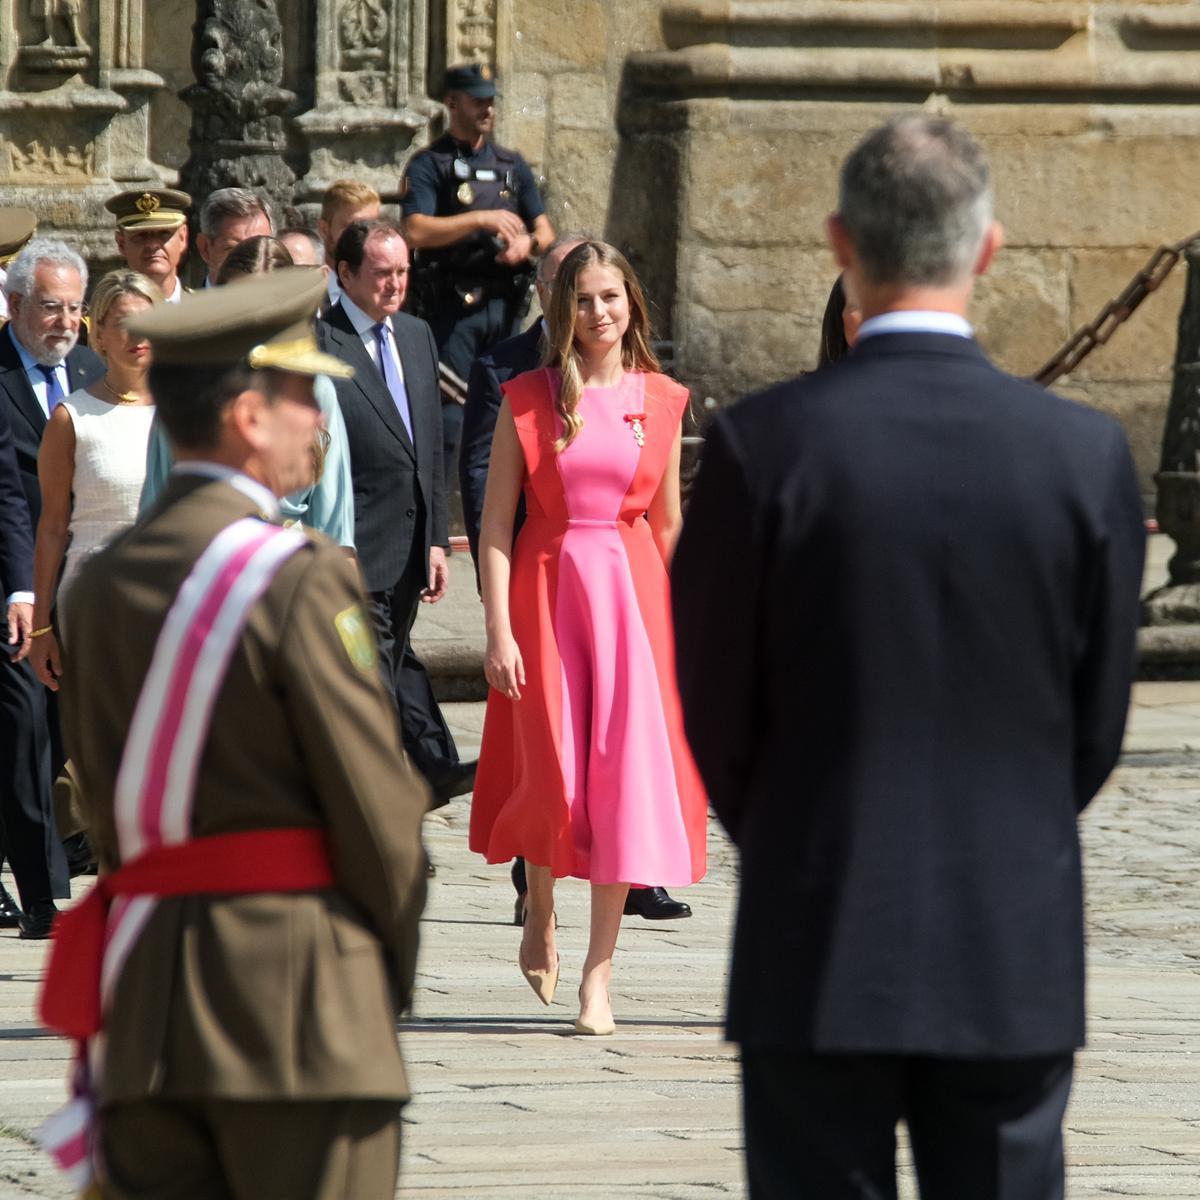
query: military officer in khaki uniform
[
  {"left": 0, "top": 207, "right": 37, "bottom": 325},
  {"left": 56, "top": 270, "right": 429, "bottom": 1199},
  {"left": 106, "top": 187, "right": 192, "bottom": 304}
]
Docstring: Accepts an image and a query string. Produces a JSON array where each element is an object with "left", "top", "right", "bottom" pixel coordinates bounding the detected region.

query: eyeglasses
[{"left": 35, "top": 300, "right": 88, "bottom": 318}]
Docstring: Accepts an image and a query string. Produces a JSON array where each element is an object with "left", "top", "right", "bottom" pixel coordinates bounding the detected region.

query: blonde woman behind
[{"left": 30, "top": 270, "right": 159, "bottom": 688}]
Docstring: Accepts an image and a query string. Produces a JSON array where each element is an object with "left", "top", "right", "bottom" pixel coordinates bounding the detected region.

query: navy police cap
[{"left": 443, "top": 62, "right": 498, "bottom": 99}]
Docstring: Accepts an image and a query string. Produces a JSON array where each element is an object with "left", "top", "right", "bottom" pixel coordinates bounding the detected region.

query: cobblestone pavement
[{"left": 2, "top": 687, "right": 1198, "bottom": 1198}]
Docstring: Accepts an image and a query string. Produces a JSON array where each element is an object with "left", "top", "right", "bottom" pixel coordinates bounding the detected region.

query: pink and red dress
[{"left": 470, "top": 368, "right": 707, "bottom": 887}]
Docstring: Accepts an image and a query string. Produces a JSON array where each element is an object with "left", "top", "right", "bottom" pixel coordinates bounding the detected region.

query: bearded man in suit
[
  {"left": 0, "top": 239, "right": 101, "bottom": 938},
  {"left": 673, "top": 115, "right": 1146, "bottom": 1200},
  {"left": 319, "top": 219, "right": 475, "bottom": 805}
]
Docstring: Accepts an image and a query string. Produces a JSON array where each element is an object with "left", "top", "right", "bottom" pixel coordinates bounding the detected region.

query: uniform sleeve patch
[{"left": 335, "top": 604, "right": 378, "bottom": 675}]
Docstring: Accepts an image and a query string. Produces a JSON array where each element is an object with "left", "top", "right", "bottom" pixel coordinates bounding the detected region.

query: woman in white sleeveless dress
[{"left": 29, "top": 271, "right": 160, "bottom": 689}]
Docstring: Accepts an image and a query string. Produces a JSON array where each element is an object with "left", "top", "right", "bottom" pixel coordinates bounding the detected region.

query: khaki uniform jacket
[{"left": 60, "top": 474, "right": 428, "bottom": 1105}]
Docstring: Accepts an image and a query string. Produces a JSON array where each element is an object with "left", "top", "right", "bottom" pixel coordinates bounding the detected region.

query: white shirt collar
[
  {"left": 170, "top": 461, "right": 281, "bottom": 520},
  {"left": 326, "top": 272, "right": 341, "bottom": 305},
  {"left": 340, "top": 291, "right": 382, "bottom": 339},
  {"left": 856, "top": 311, "right": 974, "bottom": 341},
  {"left": 165, "top": 277, "right": 183, "bottom": 304}
]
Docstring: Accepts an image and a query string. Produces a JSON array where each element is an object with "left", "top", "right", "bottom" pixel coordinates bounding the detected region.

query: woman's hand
[
  {"left": 485, "top": 632, "right": 525, "bottom": 701},
  {"left": 30, "top": 630, "right": 61, "bottom": 692}
]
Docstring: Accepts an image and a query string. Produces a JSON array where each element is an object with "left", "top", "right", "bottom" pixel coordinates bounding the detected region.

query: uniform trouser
[
  {"left": 368, "top": 532, "right": 459, "bottom": 800},
  {"left": 742, "top": 1049, "right": 1074, "bottom": 1200},
  {"left": 99, "top": 1099, "right": 403, "bottom": 1200},
  {"left": 0, "top": 655, "right": 68, "bottom": 907}
]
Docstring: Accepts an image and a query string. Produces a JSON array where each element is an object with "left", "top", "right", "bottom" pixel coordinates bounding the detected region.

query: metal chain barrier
[{"left": 1033, "top": 232, "right": 1200, "bottom": 387}]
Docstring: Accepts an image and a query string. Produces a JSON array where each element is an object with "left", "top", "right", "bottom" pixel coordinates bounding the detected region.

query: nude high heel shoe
[
  {"left": 519, "top": 947, "right": 560, "bottom": 1005},
  {"left": 574, "top": 986, "right": 615, "bottom": 1036}
]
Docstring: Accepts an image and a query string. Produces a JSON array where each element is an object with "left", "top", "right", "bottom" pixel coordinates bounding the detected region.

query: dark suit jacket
[
  {"left": 0, "top": 324, "right": 102, "bottom": 531},
  {"left": 317, "top": 304, "right": 448, "bottom": 594},
  {"left": 460, "top": 321, "right": 543, "bottom": 569},
  {"left": 0, "top": 401, "right": 33, "bottom": 597},
  {"left": 672, "top": 331, "right": 1146, "bottom": 1058}
]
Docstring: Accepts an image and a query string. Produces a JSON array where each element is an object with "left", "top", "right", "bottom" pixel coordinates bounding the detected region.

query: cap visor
[
  {"left": 120, "top": 215, "right": 187, "bottom": 231},
  {"left": 270, "top": 347, "right": 355, "bottom": 380}
]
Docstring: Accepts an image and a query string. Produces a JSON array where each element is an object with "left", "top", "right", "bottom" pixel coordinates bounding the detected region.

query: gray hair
[
  {"left": 198, "top": 187, "right": 274, "bottom": 239},
  {"left": 278, "top": 226, "right": 326, "bottom": 266},
  {"left": 838, "top": 115, "right": 993, "bottom": 287},
  {"left": 4, "top": 239, "right": 88, "bottom": 300},
  {"left": 536, "top": 230, "right": 600, "bottom": 284}
]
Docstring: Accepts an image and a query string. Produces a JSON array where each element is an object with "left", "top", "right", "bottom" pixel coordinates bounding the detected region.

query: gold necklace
[{"left": 101, "top": 378, "right": 143, "bottom": 405}]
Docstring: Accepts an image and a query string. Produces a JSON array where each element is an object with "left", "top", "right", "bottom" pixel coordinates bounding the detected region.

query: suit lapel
[
  {"left": 0, "top": 328, "right": 46, "bottom": 439},
  {"left": 327, "top": 310, "right": 416, "bottom": 462}
]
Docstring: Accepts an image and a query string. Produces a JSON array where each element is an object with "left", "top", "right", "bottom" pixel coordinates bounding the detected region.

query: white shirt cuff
[{"left": 5, "top": 592, "right": 34, "bottom": 606}]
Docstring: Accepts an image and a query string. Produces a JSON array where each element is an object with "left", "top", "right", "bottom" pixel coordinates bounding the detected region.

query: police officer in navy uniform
[{"left": 401, "top": 63, "right": 554, "bottom": 478}]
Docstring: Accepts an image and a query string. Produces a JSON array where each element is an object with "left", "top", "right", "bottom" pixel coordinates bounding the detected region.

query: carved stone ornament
[
  {"left": 7, "top": 139, "right": 96, "bottom": 180},
  {"left": 31, "top": 0, "right": 89, "bottom": 49},
  {"left": 180, "top": 0, "right": 297, "bottom": 217},
  {"left": 455, "top": 0, "right": 497, "bottom": 62},
  {"left": 337, "top": 0, "right": 390, "bottom": 104}
]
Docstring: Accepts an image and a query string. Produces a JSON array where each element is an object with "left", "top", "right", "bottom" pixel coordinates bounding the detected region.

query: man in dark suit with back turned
[
  {"left": 672, "top": 115, "right": 1145, "bottom": 1199},
  {"left": 318, "top": 219, "right": 474, "bottom": 805},
  {"left": 461, "top": 230, "right": 693, "bottom": 924},
  {"left": 0, "top": 239, "right": 101, "bottom": 938}
]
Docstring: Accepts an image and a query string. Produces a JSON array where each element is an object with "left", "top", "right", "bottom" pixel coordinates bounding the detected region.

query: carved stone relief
[
  {"left": 453, "top": 0, "right": 496, "bottom": 63},
  {"left": 338, "top": 0, "right": 390, "bottom": 104},
  {"left": 7, "top": 138, "right": 95, "bottom": 179}
]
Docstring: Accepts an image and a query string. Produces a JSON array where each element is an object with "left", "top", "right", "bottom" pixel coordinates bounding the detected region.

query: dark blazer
[
  {"left": 0, "top": 402, "right": 33, "bottom": 597},
  {"left": 459, "top": 320, "right": 543, "bottom": 570},
  {"left": 318, "top": 304, "right": 448, "bottom": 594},
  {"left": 672, "top": 331, "right": 1145, "bottom": 1059},
  {"left": 0, "top": 324, "right": 102, "bottom": 530}
]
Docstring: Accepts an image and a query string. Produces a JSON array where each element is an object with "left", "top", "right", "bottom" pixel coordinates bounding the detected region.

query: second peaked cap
[
  {"left": 124, "top": 267, "right": 353, "bottom": 380},
  {"left": 106, "top": 188, "right": 192, "bottom": 231}
]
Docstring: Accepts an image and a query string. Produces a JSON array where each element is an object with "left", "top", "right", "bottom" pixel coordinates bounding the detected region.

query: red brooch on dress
[{"left": 623, "top": 412, "right": 647, "bottom": 447}]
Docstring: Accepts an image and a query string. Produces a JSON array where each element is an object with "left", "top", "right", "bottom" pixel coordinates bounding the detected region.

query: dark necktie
[
  {"left": 374, "top": 322, "right": 414, "bottom": 442},
  {"left": 37, "top": 364, "right": 65, "bottom": 413}
]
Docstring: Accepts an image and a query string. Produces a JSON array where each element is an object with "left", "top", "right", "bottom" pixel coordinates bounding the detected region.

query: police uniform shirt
[{"left": 401, "top": 134, "right": 545, "bottom": 245}]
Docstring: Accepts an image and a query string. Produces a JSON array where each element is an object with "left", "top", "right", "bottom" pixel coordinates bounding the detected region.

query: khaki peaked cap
[
  {"left": 0, "top": 208, "right": 37, "bottom": 264},
  {"left": 125, "top": 268, "right": 354, "bottom": 380},
  {"left": 106, "top": 188, "right": 191, "bottom": 231}
]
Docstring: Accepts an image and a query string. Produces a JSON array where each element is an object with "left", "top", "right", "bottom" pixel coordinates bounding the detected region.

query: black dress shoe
[
  {"left": 430, "top": 759, "right": 478, "bottom": 806},
  {"left": 624, "top": 887, "right": 692, "bottom": 920},
  {"left": 0, "top": 883, "right": 23, "bottom": 929},
  {"left": 17, "top": 900, "right": 58, "bottom": 940},
  {"left": 63, "top": 831, "right": 98, "bottom": 878}
]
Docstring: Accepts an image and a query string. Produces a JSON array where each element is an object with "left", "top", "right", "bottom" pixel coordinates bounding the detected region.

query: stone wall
[{"left": 499, "top": 0, "right": 1200, "bottom": 503}]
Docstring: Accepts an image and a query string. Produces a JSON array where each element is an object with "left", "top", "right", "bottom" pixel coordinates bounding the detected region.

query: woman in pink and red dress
[{"left": 471, "top": 241, "right": 707, "bottom": 1035}]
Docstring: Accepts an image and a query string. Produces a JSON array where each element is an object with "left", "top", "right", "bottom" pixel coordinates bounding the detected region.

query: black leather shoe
[
  {"left": 624, "top": 887, "right": 692, "bottom": 920},
  {"left": 0, "top": 883, "right": 23, "bottom": 929},
  {"left": 18, "top": 900, "right": 58, "bottom": 940},
  {"left": 63, "top": 832, "right": 98, "bottom": 878},
  {"left": 430, "top": 759, "right": 477, "bottom": 806}
]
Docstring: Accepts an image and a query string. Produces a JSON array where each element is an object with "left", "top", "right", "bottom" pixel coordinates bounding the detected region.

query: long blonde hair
[{"left": 541, "top": 241, "right": 659, "bottom": 452}]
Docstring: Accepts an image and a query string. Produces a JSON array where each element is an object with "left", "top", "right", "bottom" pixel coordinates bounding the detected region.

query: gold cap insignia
[
  {"left": 135, "top": 192, "right": 161, "bottom": 215},
  {"left": 480, "top": 64, "right": 493, "bottom": 81}
]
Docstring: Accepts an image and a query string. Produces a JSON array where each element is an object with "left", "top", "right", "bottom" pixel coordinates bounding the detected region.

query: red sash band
[{"left": 39, "top": 828, "right": 335, "bottom": 1042}]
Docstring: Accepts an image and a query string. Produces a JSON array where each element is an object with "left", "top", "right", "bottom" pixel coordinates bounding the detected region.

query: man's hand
[
  {"left": 477, "top": 209, "right": 528, "bottom": 244},
  {"left": 7, "top": 601, "right": 32, "bottom": 662},
  {"left": 422, "top": 546, "right": 449, "bottom": 604},
  {"left": 495, "top": 232, "right": 533, "bottom": 267}
]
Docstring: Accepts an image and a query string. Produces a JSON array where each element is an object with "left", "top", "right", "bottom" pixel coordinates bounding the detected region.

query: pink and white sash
[{"left": 38, "top": 517, "right": 310, "bottom": 1190}]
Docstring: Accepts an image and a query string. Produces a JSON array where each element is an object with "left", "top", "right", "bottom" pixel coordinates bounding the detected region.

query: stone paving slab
[{"left": 1, "top": 693, "right": 1199, "bottom": 1198}]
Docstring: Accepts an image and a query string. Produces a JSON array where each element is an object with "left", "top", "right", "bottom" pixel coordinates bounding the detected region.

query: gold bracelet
[{"left": 30, "top": 625, "right": 53, "bottom": 639}]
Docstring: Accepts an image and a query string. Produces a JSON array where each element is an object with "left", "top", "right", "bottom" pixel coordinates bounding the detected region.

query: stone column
[
  {"left": 179, "top": 0, "right": 297, "bottom": 219},
  {"left": 1144, "top": 244, "right": 1200, "bottom": 626},
  {"left": 293, "top": 0, "right": 440, "bottom": 204}
]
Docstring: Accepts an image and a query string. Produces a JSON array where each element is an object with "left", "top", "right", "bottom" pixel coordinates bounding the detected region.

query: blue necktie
[
  {"left": 374, "top": 322, "right": 414, "bottom": 442},
  {"left": 37, "top": 364, "right": 65, "bottom": 413}
]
